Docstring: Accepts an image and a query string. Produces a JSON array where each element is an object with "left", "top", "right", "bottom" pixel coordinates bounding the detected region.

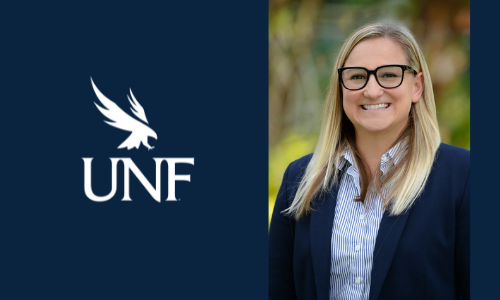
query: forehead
[{"left": 343, "top": 38, "right": 408, "bottom": 69}]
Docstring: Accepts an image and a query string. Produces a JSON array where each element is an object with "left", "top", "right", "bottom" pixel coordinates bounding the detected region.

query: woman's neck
[{"left": 354, "top": 128, "right": 403, "bottom": 177}]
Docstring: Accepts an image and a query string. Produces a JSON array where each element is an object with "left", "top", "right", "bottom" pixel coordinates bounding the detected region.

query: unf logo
[
  {"left": 83, "top": 78, "right": 194, "bottom": 202},
  {"left": 83, "top": 158, "right": 194, "bottom": 202}
]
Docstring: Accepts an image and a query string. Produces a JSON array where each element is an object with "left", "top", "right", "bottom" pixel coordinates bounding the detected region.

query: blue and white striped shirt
[{"left": 330, "top": 145, "right": 401, "bottom": 300}]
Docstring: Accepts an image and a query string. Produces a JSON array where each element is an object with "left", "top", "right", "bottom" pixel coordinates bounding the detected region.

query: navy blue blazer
[{"left": 269, "top": 143, "right": 470, "bottom": 300}]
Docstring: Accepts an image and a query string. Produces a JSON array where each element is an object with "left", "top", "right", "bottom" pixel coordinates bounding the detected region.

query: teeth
[{"left": 363, "top": 103, "right": 389, "bottom": 110}]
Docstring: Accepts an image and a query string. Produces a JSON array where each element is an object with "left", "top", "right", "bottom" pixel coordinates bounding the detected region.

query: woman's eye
[
  {"left": 350, "top": 74, "right": 365, "bottom": 80},
  {"left": 380, "top": 72, "right": 398, "bottom": 78}
]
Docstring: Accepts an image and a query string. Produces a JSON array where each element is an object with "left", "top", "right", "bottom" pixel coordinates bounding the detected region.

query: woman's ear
[{"left": 412, "top": 72, "right": 424, "bottom": 103}]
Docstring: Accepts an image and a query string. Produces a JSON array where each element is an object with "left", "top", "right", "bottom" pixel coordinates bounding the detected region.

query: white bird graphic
[{"left": 91, "top": 77, "right": 157, "bottom": 150}]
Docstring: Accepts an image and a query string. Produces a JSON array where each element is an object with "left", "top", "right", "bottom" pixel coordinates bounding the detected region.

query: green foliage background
[{"left": 269, "top": 0, "right": 470, "bottom": 225}]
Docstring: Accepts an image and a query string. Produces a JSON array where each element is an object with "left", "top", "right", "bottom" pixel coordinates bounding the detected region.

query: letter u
[{"left": 83, "top": 158, "right": 120, "bottom": 202}]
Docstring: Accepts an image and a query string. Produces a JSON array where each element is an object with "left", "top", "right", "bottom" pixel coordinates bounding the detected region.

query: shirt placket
[{"left": 347, "top": 167, "right": 365, "bottom": 294}]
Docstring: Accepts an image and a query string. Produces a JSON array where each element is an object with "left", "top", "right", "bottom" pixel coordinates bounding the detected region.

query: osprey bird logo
[{"left": 91, "top": 78, "right": 157, "bottom": 150}]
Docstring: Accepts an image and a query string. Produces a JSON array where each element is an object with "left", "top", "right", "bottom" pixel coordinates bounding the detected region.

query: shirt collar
[
  {"left": 336, "top": 141, "right": 405, "bottom": 171},
  {"left": 388, "top": 141, "right": 405, "bottom": 165}
]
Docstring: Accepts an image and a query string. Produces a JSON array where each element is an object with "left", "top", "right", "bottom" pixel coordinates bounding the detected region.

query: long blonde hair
[{"left": 284, "top": 21, "right": 440, "bottom": 219}]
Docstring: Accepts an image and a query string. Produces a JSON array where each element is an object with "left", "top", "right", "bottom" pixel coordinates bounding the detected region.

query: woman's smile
[{"left": 361, "top": 103, "right": 390, "bottom": 110}]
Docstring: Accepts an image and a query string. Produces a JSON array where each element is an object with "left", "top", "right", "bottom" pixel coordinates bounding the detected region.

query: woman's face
[{"left": 341, "top": 38, "right": 423, "bottom": 138}]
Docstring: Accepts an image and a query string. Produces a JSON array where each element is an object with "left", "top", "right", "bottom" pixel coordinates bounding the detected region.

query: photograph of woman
[{"left": 269, "top": 21, "right": 470, "bottom": 300}]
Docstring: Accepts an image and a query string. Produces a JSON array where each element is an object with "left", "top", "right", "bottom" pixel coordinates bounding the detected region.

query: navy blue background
[
  {"left": 0, "top": 1, "right": 492, "bottom": 299},
  {"left": 471, "top": 2, "right": 496, "bottom": 299},
  {"left": 1, "top": 2, "right": 267, "bottom": 299}
]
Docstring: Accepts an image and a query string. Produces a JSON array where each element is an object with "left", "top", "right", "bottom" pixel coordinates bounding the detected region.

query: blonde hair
[{"left": 284, "top": 21, "right": 441, "bottom": 219}]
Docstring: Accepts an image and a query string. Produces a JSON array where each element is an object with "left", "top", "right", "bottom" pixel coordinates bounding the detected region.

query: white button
[
  {"left": 355, "top": 277, "right": 361, "bottom": 284},
  {"left": 360, "top": 214, "right": 365, "bottom": 220},
  {"left": 381, "top": 154, "right": 390, "bottom": 163},
  {"left": 355, "top": 244, "right": 360, "bottom": 251}
]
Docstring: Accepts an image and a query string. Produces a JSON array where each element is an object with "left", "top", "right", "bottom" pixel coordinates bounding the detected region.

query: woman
[{"left": 269, "top": 21, "right": 470, "bottom": 300}]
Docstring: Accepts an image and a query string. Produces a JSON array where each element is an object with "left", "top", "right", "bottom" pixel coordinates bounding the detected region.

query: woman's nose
[{"left": 363, "top": 74, "right": 383, "bottom": 99}]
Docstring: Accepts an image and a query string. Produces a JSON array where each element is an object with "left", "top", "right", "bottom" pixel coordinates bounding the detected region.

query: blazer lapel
[
  {"left": 310, "top": 183, "right": 339, "bottom": 300},
  {"left": 369, "top": 206, "right": 413, "bottom": 300}
]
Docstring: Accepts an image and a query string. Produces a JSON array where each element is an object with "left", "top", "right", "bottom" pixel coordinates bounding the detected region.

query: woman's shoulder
[
  {"left": 284, "top": 153, "right": 314, "bottom": 183},
  {"left": 437, "top": 142, "right": 470, "bottom": 156},
  {"left": 435, "top": 143, "right": 470, "bottom": 168},
  {"left": 432, "top": 143, "right": 470, "bottom": 184}
]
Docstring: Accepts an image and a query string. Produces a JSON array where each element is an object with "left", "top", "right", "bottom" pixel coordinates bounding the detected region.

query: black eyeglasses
[{"left": 338, "top": 64, "right": 417, "bottom": 90}]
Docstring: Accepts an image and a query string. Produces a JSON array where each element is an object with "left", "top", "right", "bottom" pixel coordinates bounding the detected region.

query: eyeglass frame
[{"left": 337, "top": 64, "right": 417, "bottom": 90}]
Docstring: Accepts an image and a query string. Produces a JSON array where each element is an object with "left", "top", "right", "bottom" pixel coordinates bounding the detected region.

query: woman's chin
[{"left": 355, "top": 123, "right": 391, "bottom": 134}]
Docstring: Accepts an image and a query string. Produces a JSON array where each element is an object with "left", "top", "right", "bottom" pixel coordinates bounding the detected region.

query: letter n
[{"left": 122, "top": 158, "right": 163, "bottom": 203}]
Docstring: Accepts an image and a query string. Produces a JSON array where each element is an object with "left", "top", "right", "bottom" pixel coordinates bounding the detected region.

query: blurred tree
[{"left": 269, "top": 0, "right": 324, "bottom": 148}]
